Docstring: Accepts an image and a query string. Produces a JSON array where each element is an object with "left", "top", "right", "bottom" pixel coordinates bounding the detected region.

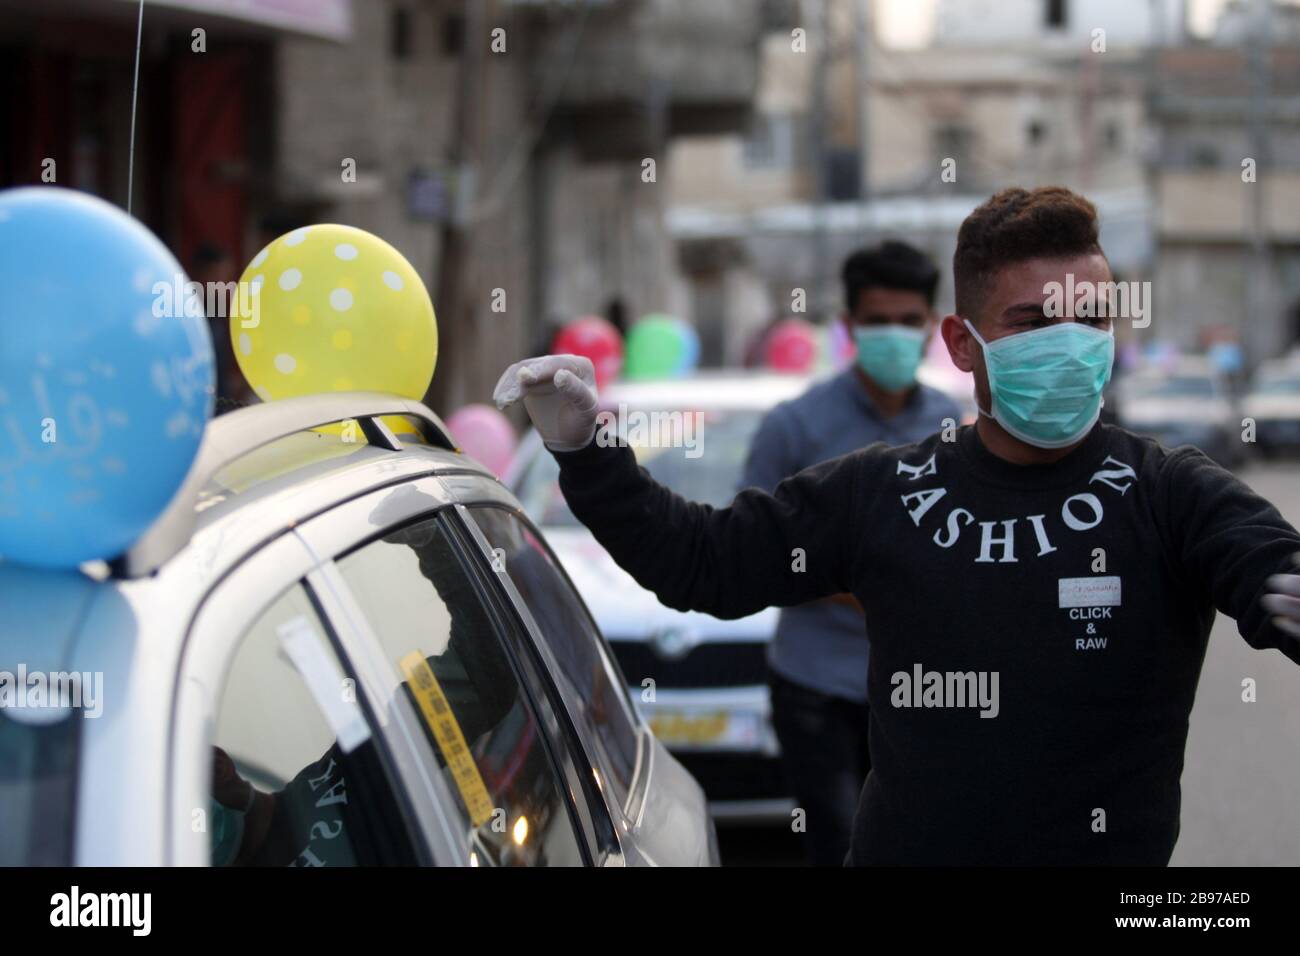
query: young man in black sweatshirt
[{"left": 494, "top": 186, "right": 1300, "bottom": 865}]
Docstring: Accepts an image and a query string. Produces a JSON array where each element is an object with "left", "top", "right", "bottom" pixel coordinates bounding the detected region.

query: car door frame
[
  {"left": 437, "top": 505, "right": 627, "bottom": 866},
  {"left": 436, "top": 474, "right": 651, "bottom": 833},
  {"left": 292, "top": 472, "right": 608, "bottom": 865},
  {"left": 168, "top": 530, "right": 452, "bottom": 866}
]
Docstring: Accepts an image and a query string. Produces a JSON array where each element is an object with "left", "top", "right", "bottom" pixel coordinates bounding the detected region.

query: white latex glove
[
  {"left": 493, "top": 354, "right": 600, "bottom": 452},
  {"left": 1261, "top": 570, "right": 1300, "bottom": 641}
]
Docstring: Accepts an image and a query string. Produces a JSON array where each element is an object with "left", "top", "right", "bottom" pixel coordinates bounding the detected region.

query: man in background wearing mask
[
  {"left": 739, "top": 241, "right": 959, "bottom": 865},
  {"left": 494, "top": 186, "right": 1300, "bottom": 864}
]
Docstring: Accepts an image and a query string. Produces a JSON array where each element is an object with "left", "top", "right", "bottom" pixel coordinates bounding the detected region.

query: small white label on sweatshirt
[{"left": 1058, "top": 576, "right": 1122, "bottom": 608}]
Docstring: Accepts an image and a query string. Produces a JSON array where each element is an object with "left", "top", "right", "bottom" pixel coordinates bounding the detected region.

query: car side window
[
  {"left": 468, "top": 506, "right": 641, "bottom": 810},
  {"left": 336, "top": 514, "right": 586, "bottom": 867},
  {"left": 210, "top": 584, "right": 418, "bottom": 867}
]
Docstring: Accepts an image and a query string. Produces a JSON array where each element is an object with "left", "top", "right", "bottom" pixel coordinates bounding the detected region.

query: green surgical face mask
[
  {"left": 964, "top": 318, "right": 1114, "bottom": 449},
  {"left": 852, "top": 325, "right": 928, "bottom": 392}
]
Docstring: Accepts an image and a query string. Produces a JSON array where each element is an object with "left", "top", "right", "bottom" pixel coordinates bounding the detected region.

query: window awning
[{"left": 111, "top": 0, "right": 351, "bottom": 41}]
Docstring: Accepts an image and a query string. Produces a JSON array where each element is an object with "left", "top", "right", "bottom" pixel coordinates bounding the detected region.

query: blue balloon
[
  {"left": 672, "top": 318, "right": 701, "bottom": 376},
  {"left": 0, "top": 187, "right": 215, "bottom": 568}
]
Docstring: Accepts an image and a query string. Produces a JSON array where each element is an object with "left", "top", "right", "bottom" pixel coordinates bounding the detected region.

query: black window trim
[
  {"left": 334, "top": 506, "right": 600, "bottom": 867},
  {"left": 454, "top": 499, "right": 652, "bottom": 827},
  {"left": 465, "top": 501, "right": 644, "bottom": 724},
  {"left": 459, "top": 500, "right": 650, "bottom": 819},
  {"left": 441, "top": 506, "right": 625, "bottom": 865}
]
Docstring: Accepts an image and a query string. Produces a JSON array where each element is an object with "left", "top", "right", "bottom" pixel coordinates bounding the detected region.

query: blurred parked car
[
  {"left": 1, "top": 393, "right": 716, "bottom": 866},
  {"left": 1114, "top": 357, "right": 1245, "bottom": 467},
  {"left": 1241, "top": 358, "right": 1300, "bottom": 457},
  {"left": 507, "top": 363, "right": 969, "bottom": 823},
  {"left": 509, "top": 372, "right": 807, "bottom": 822}
]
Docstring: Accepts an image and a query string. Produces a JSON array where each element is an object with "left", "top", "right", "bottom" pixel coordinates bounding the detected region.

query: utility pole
[
  {"left": 1244, "top": 0, "right": 1278, "bottom": 373},
  {"left": 1078, "top": 38, "right": 1100, "bottom": 190},
  {"left": 1142, "top": 0, "right": 1165, "bottom": 351},
  {"left": 810, "top": 0, "right": 832, "bottom": 322},
  {"left": 852, "top": 0, "right": 872, "bottom": 238},
  {"left": 432, "top": 0, "right": 489, "bottom": 412}
]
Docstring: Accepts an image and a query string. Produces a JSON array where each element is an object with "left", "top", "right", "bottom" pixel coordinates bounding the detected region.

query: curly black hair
[{"left": 953, "top": 186, "right": 1103, "bottom": 318}]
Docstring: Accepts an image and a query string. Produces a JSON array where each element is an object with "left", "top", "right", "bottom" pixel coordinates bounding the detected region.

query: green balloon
[{"left": 624, "top": 316, "right": 685, "bottom": 380}]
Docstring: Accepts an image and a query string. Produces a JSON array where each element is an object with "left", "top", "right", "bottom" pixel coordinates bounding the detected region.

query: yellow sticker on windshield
[{"left": 399, "top": 651, "right": 494, "bottom": 828}]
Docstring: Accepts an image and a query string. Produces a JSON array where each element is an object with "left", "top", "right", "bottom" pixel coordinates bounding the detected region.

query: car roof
[
  {"left": 116, "top": 391, "right": 492, "bottom": 578},
  {"left": 0, "top": 400, "right": 499, "bottom": 716},
  {"left": 41, "top": 393, "right": 506, "bottom": 676},
  {"left": 32, "top": 394, "right": 507, "bottom": 712}
]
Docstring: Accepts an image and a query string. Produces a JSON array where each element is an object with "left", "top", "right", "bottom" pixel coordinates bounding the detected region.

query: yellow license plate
[
  {"left": 651, "top": 711, "right": 728, "bottom": 745},
  {"left": 650, "top": 710, "right": 761, "bottom": 749}
]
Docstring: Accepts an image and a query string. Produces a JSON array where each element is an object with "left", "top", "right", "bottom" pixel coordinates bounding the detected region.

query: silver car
[
  {"left": 0, "top": 393, "right": 716, "bottom": 867},
  {"left": 1242, "top": 357, "right": 1300, "bottom": 457},
  {"left": 1114, "top": 357, "right": 1245, "bottom": 467}
]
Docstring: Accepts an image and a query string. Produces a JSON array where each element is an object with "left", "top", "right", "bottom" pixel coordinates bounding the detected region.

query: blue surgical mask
[
  {"left": 210, "top": 798, "right": 247, "bottom": 867},
  {"left": 852, "top": 325, "right": 928, "bottom": 392},
  {"left": 964, "top": 318, "right": 1114, "bottom": 449}
]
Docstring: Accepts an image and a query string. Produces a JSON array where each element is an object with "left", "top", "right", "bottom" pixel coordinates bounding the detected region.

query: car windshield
[
  {"left": 0, "top": 711, "right": 80, "bottom": 865},
  {"left": 515, "top": 408, "right": 764, "bottom": 528},
  {"left": 1253, "top": 376, "right": 1300, "bottom": 396}
]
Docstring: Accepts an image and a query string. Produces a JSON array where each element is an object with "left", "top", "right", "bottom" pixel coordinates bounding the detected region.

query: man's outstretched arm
[
  {"left": 1158, "top": 447, "right": 1300, "bottom": 661},
  {"left": 495, "top": 355, "right": 863, "bottom": 620}
]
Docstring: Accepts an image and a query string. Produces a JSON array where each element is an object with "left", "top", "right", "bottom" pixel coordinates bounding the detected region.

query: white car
[
  {"left": 0, "top": 393, "right": 717, "bottom": 867},
  {"left": 1114, "top": 358, "right": 1244, "bottom": 467},
  {"left": 508, "top": 365, "right": 966, "bottom": 823},
  {"left": 508, "top": 372, "right": 807, "bottom": 822},
  {"left": 1242, "top": 358, "right": 1300, "bottom": 457}
]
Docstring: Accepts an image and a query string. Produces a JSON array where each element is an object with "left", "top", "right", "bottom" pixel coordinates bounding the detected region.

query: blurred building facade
[
  {"left": 7, "top": 0, "right": 1295, "bottom": 391},
  {"left": 0, "top": 0, "right": 769, "bottom": 409},
  {"left": 1146, "top": 6, "right": 1300, "bottom": 367},
  {"left": 932, "top": 0, "right": 1187, "bottom": 47},
  {"left": 667, "top": 0, "right": 1300, "bottom": 371},
  {"left": 668, "top": 0, "right": 1160, "bottom": 364}
]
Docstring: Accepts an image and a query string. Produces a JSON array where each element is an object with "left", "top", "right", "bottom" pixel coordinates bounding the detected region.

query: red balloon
[
  {"left": 553, "top": 315, "right": 624, "bottom": 389},
  {"left": 765, "top": 318, "right": 818, "bottom": 373}
]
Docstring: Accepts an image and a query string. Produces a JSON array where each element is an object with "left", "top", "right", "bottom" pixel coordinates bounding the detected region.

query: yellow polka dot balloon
[{"left": 231, "top": 224, "right": 437, "bottom": 408}]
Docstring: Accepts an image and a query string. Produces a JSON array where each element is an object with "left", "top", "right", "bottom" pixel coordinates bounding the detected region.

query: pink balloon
[
  {"left": 445, "top": 404, "right": 517, "bottom": 476},
  {"left": 766, "top": 318, "right": 819, "bottom": 373}
]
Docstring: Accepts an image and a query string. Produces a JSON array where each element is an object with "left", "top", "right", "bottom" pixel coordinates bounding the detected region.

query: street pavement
[
  {"left": 719, "top": 458, "right": 1300, "bottom": 867},
  {"left": 1171, "top": 458, "right": 1300, "bottom": 866}
]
